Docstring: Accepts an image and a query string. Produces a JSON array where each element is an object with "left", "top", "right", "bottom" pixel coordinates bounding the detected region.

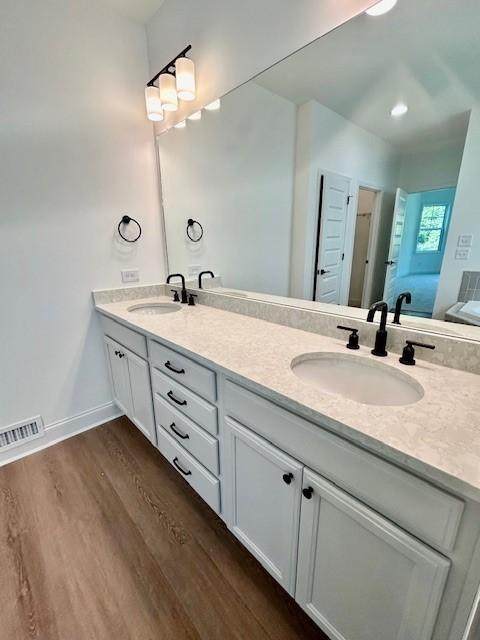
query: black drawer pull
[
  {"left": 167, "top": 390, "right": 187, "bottom": 406},
  {"left": 169, "top": 422, "right": 189, "bottom": 440},
  {"left": 173, "top": 457, "right": 192, "bottom": 476},
  {"left": 302, "top": 486, "right": 314, "bottom": 500},
  {"left": 165, "top": 361, "right": 185, "bottom": 375}
]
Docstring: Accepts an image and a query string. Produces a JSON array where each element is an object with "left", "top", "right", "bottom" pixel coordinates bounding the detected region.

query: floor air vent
[{"left": 0, "top": 416, "right": 44, "bottom": 452}]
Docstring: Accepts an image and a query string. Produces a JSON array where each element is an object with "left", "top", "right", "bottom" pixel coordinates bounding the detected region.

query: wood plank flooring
[{"left": 0, "top": 417, "right": 328, "bottom": 640}]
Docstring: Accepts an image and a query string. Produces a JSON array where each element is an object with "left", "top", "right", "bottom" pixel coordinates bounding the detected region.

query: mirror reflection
[{"left": 158, "top": 0, "right": 480, "bottom": 337}]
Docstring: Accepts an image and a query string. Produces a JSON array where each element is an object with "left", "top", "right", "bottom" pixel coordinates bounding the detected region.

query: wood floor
[{"left": 0, "top": 417, "right": 328, "bottom": 640}]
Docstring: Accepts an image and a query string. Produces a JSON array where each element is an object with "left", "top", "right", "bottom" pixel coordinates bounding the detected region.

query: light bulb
[
  {"left": 188, "top": 110, "right": 202, "bottom": 121},
  {"left": 176, "top": 57, "right": 196, "bottom": 101},
  {"left": 205, "top": 99, "right": 221, "bottom": 111},
  {"left": 366, "top": 0, "right": 397, "bottom": 16},
  {"left": 159, "top": 73, "right": 178, "bottom": 112},
  {"left": 391, "top": 103, "right": 408, "bottom": 117},
  {"left": 145, "top": 85, "right": 163, "bottom": 121}
]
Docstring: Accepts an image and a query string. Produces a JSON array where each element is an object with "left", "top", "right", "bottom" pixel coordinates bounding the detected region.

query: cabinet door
[
  {"left": 104, "top": 337, "right": 132, "bottom": 415},
  {"left": 296, "top": 468, "right": 450, "bottom": 640},
  {"left": 225, "top": 418, "right": 303, "bottom": 595},
  {"left": 125, "top": 350, "right": 156, "bottom": 444}
]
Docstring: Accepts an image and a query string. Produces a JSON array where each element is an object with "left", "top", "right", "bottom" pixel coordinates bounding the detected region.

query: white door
[
  {"left": 126, "top": 351, "right": 156, "bottom": 444},
  {"left": 224, "top": 418, "right": 303, "bottom": 595},
  {"left": 104, "top": 337, "right": 132, "bottom": 415},
  {"left": 383, "top": 188, "right": 408, "bottom": 309},
  {"left": 314, "top": 172, "right": 351, "bottom": 304},
  {"left": 296, "top": 468, "right": 450, "bottom": 640}
]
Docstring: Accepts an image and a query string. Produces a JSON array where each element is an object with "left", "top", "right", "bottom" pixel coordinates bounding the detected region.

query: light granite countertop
[{"left": 96, "top": 295, "right": 480, "bottom": 500}]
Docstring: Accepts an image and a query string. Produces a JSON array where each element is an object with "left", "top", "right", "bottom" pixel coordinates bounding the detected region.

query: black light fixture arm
[{"left": 147, "top": 45, "right": 192, "bottom": 87}]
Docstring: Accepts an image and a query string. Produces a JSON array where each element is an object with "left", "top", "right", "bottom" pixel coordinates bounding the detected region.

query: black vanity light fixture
[{"left": 145, "top": 45, "right": 196, "bottom": 122}]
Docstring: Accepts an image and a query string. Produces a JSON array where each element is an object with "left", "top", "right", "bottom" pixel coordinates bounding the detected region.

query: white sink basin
[
  {"left": 127, "top": 302, "right": 181, "bottom": 315},
  {"left": 291, "top": 353, "right": 424, "bottom": 406}
]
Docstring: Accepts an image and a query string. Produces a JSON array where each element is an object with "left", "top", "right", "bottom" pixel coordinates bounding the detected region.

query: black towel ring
[
  {"left": 186, "top": 218, "right": 203, "bottom": 242},
  {"left": 118, "top": 215, "right": 142, "bottom": 243}
]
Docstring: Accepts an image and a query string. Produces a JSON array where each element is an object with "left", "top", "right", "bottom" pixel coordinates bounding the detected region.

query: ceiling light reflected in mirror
[
  {"left": 366, "top": 0, "right": 398, "bottom": 16},
  {"left": 391, "top": 103, "right": 408, "bottom": 117}
]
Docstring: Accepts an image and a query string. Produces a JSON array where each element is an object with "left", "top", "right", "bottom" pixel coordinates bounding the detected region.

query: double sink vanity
[{"left": 94, "top": 284, "right": 480, "bottom": 640}]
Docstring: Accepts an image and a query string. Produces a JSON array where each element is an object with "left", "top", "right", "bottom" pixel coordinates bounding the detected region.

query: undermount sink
[
  {"left": 127, "top": 302, "right": 181, "bottom": 315},
  {"left": 291, "top": 352, "right": 424, "bottom": 406}
]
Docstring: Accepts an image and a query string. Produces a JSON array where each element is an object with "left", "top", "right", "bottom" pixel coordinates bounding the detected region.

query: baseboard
[{"left": 0, "top": 402, "right": 122, "bottom": 467}]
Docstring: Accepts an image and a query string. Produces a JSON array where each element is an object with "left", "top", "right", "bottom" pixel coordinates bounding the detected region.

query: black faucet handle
[
  {"left": 337, "top": 325, "right": 360, "bottom": 350},
  {"left": 188, "top": 293, "right": 198, "bottom": 306},
  {"left": 170, "top": 289, "right": 180, "bottom": 302},
  {"left": 406, "top": 340, "right": 435, "bottom": 349},
  {"left": 399, "top": 340, "right": 435, "bottom": 366}
]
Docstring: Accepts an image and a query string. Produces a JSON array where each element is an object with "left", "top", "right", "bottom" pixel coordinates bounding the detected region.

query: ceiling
[
  {"left": 255, "top": 0, "right": 480, "bottom": 151},
  {"left": 99, "top": 0, "right": 164, "bottom": 23}
]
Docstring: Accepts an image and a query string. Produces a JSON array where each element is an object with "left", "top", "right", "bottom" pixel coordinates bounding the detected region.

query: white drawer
[
  {"left": 224, "top": 380, "right": 464, "bottom": 553},
  {"left": 151, "top": 368, "right": 218, "bottom": 436},
  {"left": 154, "top": 395, "right": 219, "bottom": 475},
  {"left": 100, "top": 315, "right": 147, "bottom": 359},
  {"left": 156, "top": 427, "right": 220, "bottom": 513},
  {"left": 149, "top": 340, "right": 216, "bottom": 402}
]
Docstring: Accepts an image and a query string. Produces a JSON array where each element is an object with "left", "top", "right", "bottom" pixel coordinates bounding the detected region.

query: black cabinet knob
[
  {"left": 302, "top": 486, "right": 314, "bottom": 499},
  {"left": 282, "top": 472, "right": 294, "bottom": 485}
]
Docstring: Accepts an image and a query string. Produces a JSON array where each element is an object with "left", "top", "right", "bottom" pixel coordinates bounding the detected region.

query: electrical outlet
[
  {"left": 188, "top": 264, "right": 202, "bottom": 277},
  {"left": 455, "top": 249, "right": 470, "bottom": 261},
  {"left": 458, "top": 234, "right": 473, "bottom": 248},
  {"left": 121, "top": 268, "right": 139, "bottom": 283}
]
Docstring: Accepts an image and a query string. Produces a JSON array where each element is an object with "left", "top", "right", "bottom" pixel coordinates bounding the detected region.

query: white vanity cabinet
[
  {"left": 224, "top": 417, "right": 303, "bottom": 595},
  {"left": 104, "top": 335, "right": 156, "bottom": 444},
  {"left": 97, "top": 311, "right": 480, "bottom": 640},
  {"left": 296, "top": 468, "right": 450, "bottom": 640}
]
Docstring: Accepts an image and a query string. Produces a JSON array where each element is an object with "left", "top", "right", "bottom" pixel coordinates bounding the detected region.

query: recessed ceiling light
[
  {"left": 391, "top": 103, "right": 408, "bottom": 117},
  {"left": 366, "top": 0, "right": 398, "bottom": 16}
]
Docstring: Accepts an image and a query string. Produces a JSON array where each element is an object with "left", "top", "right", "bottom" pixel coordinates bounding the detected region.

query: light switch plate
[
  {"left": 121, "top": 268, "right": 139, "bottom": 283},
  {"left": 455, "top": 249, "right": 470, "bottom": 261},
  {"left": 458, "top": 234, "right": 473, "bottom": 248}
]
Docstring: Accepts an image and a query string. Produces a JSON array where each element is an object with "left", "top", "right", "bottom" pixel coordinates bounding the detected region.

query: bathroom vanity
[{"left": 95, "top": 288, "right": 480, "bottom": 640}]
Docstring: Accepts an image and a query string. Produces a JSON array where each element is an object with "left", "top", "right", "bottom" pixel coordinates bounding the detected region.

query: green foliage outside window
[{"left": 416, "top": 205, "right": 447, "bottom": 252}]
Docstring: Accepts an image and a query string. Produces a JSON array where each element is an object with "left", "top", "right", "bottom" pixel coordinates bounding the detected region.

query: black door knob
[
  {"left": 320, "top": 268, "right": 331, "bottom": 275},
  {"left": 282, "top": 473, "right": 294, "bottom": 485},
  {"left": 302, "top": 486, "right": 314, "bottom": 499}
]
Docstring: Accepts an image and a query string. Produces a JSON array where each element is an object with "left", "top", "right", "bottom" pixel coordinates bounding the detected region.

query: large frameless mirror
[{"left": 157, "top": 0, "right": 480, "bottom": 341}]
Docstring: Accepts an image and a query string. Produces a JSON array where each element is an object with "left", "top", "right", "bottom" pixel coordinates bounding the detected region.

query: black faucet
[
  {"left": 166, "top": 273, "right": 188, "bottom": 304},
  {"left": 393, "top": 292, "right": 412, "bottom": 325},
  {"left": 367, "top": 301, "right": 389, "bottom": 357},
  {"left": 198, "top": 270, "right": 214, "bottom": 289}
]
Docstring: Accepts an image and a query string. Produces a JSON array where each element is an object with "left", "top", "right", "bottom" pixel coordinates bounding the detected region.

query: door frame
[
  {"left": 355, "top": 183, "right": 383, "bottom": 308},
  {"left": 312, "top": 169, "right": 353, "bottom": 304}
]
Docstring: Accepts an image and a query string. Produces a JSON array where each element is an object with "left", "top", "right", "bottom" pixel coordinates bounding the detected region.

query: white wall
[
  {"left": 290, "top": 100, "right": 400, "bottom": 301},
  {"left": 434, "top": 108, "right": 480, "bottom": 317},
  {"left": 398, "top": 141, "right": 465, "bottom": 193},
  {"left": 146, "top": 0, "right": 376, "bottom": 131},
  {"left": 0, "top": 0, "right": 165, "bottom": 431},
  {"left": 159, "top": 82, "right": 296, "bottom": 295}
]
